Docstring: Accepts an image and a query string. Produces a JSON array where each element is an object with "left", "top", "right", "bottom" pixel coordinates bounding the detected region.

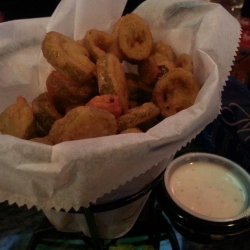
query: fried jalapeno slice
[
  {"left": 115, "top": 13, "right": 153, "bottom": 62},
  {"left": 153, "top": 68, "right": 199, "bottom": 117},
  {"left": 117, "top": 102, "right": 160, "bottom": 132},
  {"left": 48, "top": 106, "right": 117, "bottom": 144},
  {"left": 42, "top": 31, "right": 96, "bottom": 84},
  {"left": 97, "top": 53, "right": 128, "bottom": 113},
  {"left": 32, "top": 92, "right": 62, "bottom": 135},
  {"left": 46, "top": 70, "right": 98, "bottom": 113},
  {"left": 0, "top": 96, "right": 35, "bottom": 139}
]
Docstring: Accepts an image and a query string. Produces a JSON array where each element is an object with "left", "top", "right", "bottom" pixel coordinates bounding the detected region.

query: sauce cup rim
[{"left": 164, "top": 152, "right": 250, "bottom": 223}]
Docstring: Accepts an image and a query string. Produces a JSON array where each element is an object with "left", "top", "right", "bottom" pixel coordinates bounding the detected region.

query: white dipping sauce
[{"left": 169, "top": 161, "right": 246, "bottom": 219}]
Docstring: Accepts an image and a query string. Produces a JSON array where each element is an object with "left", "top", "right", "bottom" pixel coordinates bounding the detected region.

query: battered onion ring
[
  {"left": 97, "top": 53, "right": 128, "bottom": 112},
  {"left": 42, "top": 31, "right": 96, "bottom": 84},
  {"left": 116, "top": 13, "right": 153, "bottom": 62},
  {"left": 83, "top": 29, "right": 113, "bottom": 63},
  {"left": 176, "top": 53, "right": 193, "bottom": 72},
  {"left": 117, "top": 102, "right": 160, "bottom": 132},
  {"left": 153, "top": 68, "right": 199, "bottom": 117}
]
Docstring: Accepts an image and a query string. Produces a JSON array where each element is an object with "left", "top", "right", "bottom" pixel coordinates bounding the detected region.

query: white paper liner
[
  {"left": 44, "top": 192, "right": 151, "bottom": 239},
  {"left": 0, "top": 0, "right": 241, "bottom": 212}
]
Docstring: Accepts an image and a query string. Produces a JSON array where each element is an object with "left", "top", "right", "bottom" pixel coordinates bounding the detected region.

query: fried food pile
[{"left": 0, "top": 13, "right": 200, "bottom": 145}]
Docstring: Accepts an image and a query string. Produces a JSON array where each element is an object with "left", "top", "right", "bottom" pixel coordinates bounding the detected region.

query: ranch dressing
[{"left": 169, "top": 161, "right": 246, "bottom": 219}]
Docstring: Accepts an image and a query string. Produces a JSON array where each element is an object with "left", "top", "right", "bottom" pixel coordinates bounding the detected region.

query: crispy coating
[
  {"left": 83, "top": 29, "right": 113, "bottom": 63},
  {"left": 0, "top": 96, "right": 35, "bottom": 139},
  {"left": 42, "top": 31, "right": 96, "bottom": 84},
  {"left": 86, "top": 94, "right": 122, "bottom": 118},
  {"left": 109, "top": 17, "right": 125, "bottom": 61},
  {"left": 152, "top": 41, "right": 176, "bottom": 63},
  {"left": 138, "top": 56, "right": 161, "bottom": 86},
  {"left": 116, "top": 13, "right": 153, "bottom": 62},
  {"left": 138, "top": 55, "right": 176, "bottom": 86},
  {"left": 117, "top": 102, "right": 160, "bottom": 132},
  {"left": 46, "top": 70, "right": 98, "bottom": 113},
  {"left": 97, "top": 53, "right": 128, "bottom": 112},
  {"left": 108, "top": 42, "right": 124, "bottom": 62},
  {"left": 176, "top": 53, "right": 193, "bottom": 72},
  {"left": 156, "top": 59, "right": 176, "bottom": 80},
  {"left": 1, "top": 14, "right": 201, "bottom": 143},
  {"left": 138, "top": 41, "right": 176, "bottom": 86},
  {"left": 32, "top": 92, "right": 62, "bottom": 135},
  {"left": 153, "top": 68, "right": 199, "bottom": 117},
  {"left": 76, "top": 40, "right": 90, "bottom": 57},
  {"left": 64, "top": 104, "right": 84, "bottom": 114},
  {"left": 48, "top": 106, "right": 117, "bottom": 144}
]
